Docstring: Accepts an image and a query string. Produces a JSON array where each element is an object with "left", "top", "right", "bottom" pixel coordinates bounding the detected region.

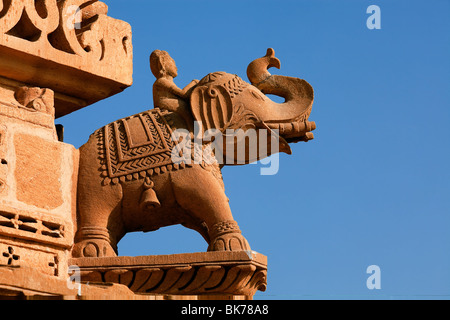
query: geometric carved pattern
[
  {"left": 210, "top": 220, "right": 241, "bottom": 238},
  {"left": 1, "top": 246, "right": 20, "bottom": 266},
  {"left": 0, "top": 207, "right": 72, "bottom": 252},
  {"left": 0, "top": 211, "right": 65, "bottom": 239},
  {"left": 98, "top": 108, "right": 180, "bottom": 185},
  {"left": 0, "top": 243, "right": 59, "bottom": 277}
]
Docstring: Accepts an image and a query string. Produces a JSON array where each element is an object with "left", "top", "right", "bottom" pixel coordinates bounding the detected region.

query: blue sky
[{"left": 59, "top": 0, "right": 450, "bottom": 299}]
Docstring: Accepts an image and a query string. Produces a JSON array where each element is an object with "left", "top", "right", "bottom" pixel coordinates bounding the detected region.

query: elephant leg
[
  {"left": 72, "top": 142, "right": 124, "bottom": 258},
  {"left": 72, "top": 200, "right": 122, "bottom": 258},
  {"left": 170, "top": 167, "right": 251, "bottom": 252},
  {"left": 207, "top": 220, "right": 251, "bottom": 252}
]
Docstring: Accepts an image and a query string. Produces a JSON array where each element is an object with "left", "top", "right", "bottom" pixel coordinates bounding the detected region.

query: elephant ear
[
  {"left": 190, "top": 82, "right": 291, "bottom": 165},
  {"left": 190, "top": 84, "right": 233, "bottom": 136}
]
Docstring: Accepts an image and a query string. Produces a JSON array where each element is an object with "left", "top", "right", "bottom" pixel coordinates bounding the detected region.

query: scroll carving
[
  {"left": 14, "top": 86, "right": 55, "bottom": 116},
  {"left": 0, "top": 0, "right": 60, "bottom": 38},
  {"left": 0, "top": 0, "right": 130, "bottom": 64},
  {"left": 0, "top": 0, "right": 133, "bottom": 117}
]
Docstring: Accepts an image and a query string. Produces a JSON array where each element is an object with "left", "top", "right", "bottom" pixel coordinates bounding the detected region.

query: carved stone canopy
[{"left": 0, "top": 0, "right": 133, "bottom": 118}]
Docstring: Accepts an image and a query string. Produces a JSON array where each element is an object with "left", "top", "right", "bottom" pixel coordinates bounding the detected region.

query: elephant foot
[
  {"left": 72, "top": 227, "right": 118, "bottom": 258},
  {"left": 207, "top": 220, "right": 251, "bottom": 252}
]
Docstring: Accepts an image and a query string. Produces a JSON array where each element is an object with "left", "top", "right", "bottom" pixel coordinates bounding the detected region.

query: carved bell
[{"left": 140, "top": 178, "right": 161, "bottom": 210}]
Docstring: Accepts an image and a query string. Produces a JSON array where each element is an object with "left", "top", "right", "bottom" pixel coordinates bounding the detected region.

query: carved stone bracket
[
  {"left": 0, "top": 0, "right": 133, "bottom": 117},
  {"left": 70, "top": 251, "right": 267, "bottom": 298}
]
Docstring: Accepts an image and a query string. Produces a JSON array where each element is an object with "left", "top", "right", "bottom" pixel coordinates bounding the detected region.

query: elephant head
[{"left": 189, "top": 48, "right": 315, "bottom": 165}]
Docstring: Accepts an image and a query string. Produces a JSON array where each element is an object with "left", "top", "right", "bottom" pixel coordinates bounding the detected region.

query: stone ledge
[
  {"left": 70, "top": 251, "right": 268, "bottom": 299},
  {"left": 0, "top": 265, "right": 75, "bottom": 298},
  {"left": 0, "top": 265, "right": 152, "bottom": 300}
]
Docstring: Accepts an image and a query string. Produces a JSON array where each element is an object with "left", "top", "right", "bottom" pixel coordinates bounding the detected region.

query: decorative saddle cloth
[{"left": 97, "top": 108, "right": 176, "bottom": 185}]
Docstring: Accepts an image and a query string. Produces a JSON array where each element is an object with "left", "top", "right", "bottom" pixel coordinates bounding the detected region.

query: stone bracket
[{"left": 70, "top": 251, "right": 268, "bottom": 298}]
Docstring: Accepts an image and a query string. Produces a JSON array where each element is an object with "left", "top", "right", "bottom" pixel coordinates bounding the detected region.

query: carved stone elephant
[{"left": 72, "top": 48, "right": 315, "bottom": 257}]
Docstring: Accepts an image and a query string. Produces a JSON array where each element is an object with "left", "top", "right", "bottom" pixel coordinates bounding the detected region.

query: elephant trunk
[{"left": 246, "top": 48, "right": 314, "bottom": 125}]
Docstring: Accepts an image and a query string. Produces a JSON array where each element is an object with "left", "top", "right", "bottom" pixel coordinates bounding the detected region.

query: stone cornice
[{"left": 70, "top": 251, "right": 268, "bottom": 298}]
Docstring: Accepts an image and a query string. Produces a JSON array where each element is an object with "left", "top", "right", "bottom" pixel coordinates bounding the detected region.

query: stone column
[{"left": 0, "top": 0, "right": 132, "bottom": 297}]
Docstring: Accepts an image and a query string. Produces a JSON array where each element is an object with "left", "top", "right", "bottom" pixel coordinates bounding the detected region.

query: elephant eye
[{"left": 207, "top": 88, "right": 218, "bottom": 98}]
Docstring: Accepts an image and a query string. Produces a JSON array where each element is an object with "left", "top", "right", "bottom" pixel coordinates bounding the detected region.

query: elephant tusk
[
  {"left": 300, "top": 132, "right": 315, "bottom": 142},
  {"left": 247, "top": 48, "right": 281, "bottom": 86},
  {"left": 259, "top": 122, "right": 292, "bottom": 155}
]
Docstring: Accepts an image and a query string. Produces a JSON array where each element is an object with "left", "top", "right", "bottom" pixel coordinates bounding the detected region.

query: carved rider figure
[{"left": 150, "top": 50, "right": 198, "bottom": 126}]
